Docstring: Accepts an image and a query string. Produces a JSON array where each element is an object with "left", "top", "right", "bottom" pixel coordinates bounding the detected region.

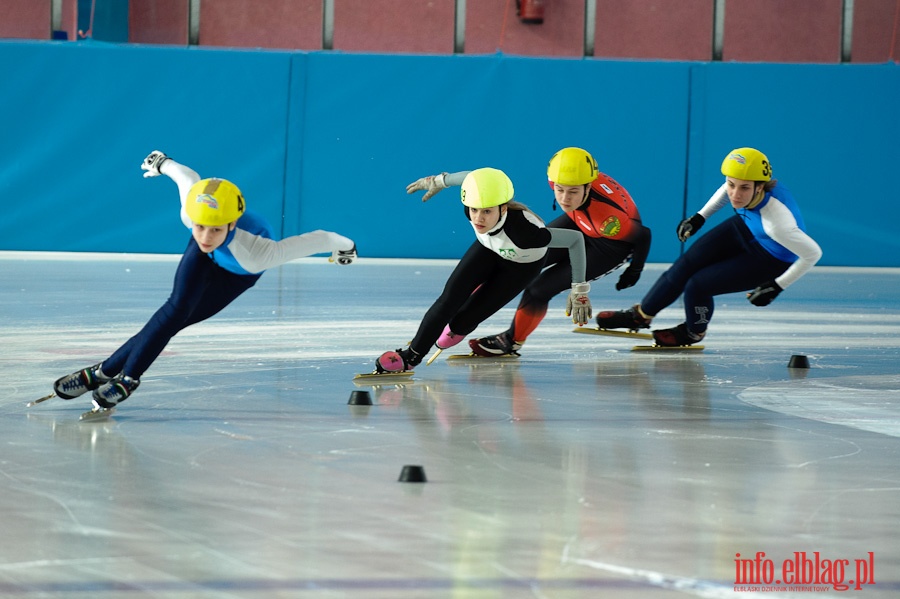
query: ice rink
[{"left": 1, "top": 252, "right": 898, "bottom": 598}]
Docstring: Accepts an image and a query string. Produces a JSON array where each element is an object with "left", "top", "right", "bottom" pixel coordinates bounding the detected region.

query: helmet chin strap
[{"left": 746, "top": 184, "right": 766, "bottom": 209}]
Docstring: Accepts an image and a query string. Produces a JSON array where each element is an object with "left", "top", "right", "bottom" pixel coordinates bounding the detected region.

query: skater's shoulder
[{"left": 234, "top": 209, "right": 275, "bottom": 239}]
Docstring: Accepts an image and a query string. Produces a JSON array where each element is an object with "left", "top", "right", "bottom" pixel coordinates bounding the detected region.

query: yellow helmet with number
[
  {"left": 547, "top": 147, "right": 599, "bottom": 186},
  {"left": 461, "top": 168, "right": 515, "bottom": 209},
  {"left": 185, "top": 178, "right": 245, "bottom": 226},
  {"left": 721, "top": 148, "right": 772, "bottom": 182}
]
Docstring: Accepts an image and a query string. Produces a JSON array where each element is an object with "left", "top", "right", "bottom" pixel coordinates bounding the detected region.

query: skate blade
[
  {"left": 446, "top": 353, "right": 520, "bottom": 361},
  {"left": 79, "top": 406, "right": 116, "bottom": 422},
  {"left": 26, "top": 392, "right": 57, "bottom": 407},
  {"left": 425, "top": 348, "right": 443, "bottom": 366},
  {"left": 631, "top": 344, "right": 705, "bottom": 352},
  {"left": 573, "top": 327, "right": 652, "bottom": 340},
  {"left": 353, "top": 371, "right": 415, "bottom": 382}
]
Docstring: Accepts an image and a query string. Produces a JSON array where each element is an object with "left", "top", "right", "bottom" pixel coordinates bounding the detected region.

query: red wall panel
[
  {"left": 465, "top": 0, "right": 584, "bottom": 57},
  {"left": 129, "top": 0, "right": 189, "bottom": 45},
  {"left": 199, "top": 0, "right": 322, "bottom": 50},
  {"left": 851, "top": 0, "right": 900, "bottom": 62},
  {"left": 333, "top": 0, "right": 455, "bottom": 54},
  {"left": 0, "top": 0, "right": 50, "bottom": 40},
  {"left": 594, "top": 0, "right": 714, "bottom": 61},
  {"left": 723, "top": 0, "right": 843, "bottom": 63}
]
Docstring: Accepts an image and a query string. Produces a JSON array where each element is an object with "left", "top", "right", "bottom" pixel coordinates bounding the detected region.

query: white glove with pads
[
  {"left": 566, "top": 282, "right": 592, "bottom": 325},
  {"left": 141, "top": 150, "right": 169, "bottom": 178},
  {"left": 406, "top": 173, "right": 448, "bottom": 202},
  {"left": 329, "top": 244, "right": 357, "bottom": 266}
]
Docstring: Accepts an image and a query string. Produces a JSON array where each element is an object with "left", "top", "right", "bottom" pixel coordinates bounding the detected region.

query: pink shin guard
[{"left": 436, "top": 326, "right": 464, "bottom": 349}]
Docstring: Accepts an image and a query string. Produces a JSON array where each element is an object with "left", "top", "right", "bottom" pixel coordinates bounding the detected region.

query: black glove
[
  {"left": 747, "top": 280, "right": 782, "bottom": 306},
  {"left": 676, "top": 213, "right": 705, "bottom": 242},
  {"left": 615, "top": 266, "right": 642, "bottom": 290}
]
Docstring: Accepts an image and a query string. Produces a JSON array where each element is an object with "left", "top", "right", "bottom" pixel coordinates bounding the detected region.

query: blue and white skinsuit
[
  {"left": 642, "top": 181, "right": 822, "bottom": 335},
  {"left": 98, "top": 159, "right": 355, "bottom": 382}
]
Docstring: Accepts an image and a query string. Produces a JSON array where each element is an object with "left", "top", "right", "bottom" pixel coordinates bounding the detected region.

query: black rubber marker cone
[
  {"left": 348, "top": 390, "right": 373, "bottom": 405},
  {"left": 398, "top": 465, "right": 427, "bottom": 483},
  {"left": 788, "top": 354, "right": 810, "bottom": 368}
]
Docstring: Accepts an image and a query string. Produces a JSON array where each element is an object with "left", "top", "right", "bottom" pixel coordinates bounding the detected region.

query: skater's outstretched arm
[
  {"left": 140, "top": 150, "right": 201, "bottom": 229},
  {"left": 758, "top": 199, "right": 823, "bottom": 289},
  {"left": 229, "top": 229, "right": 357, "bottom": 274},
  {"left": 546, "top": 228, "right": 587, "bottom": 285},
  {"left": 406, "top": 171, "right": 469, "bottom": 202},
  {"left": 546, "top": 228, "right": 592, "bottom": 325}
]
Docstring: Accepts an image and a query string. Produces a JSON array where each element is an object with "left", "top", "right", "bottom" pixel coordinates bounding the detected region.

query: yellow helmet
[
  {"left": 721, "top": 148, "right": 772, "bottom": 182},
  {"left": 547, "top": 147, "right": 599, "bottom": 186},
  {"left": 461, "top": 168, "right": 515, "bottom": 209},
  {"left": 185, "top": 178, "right": 245, "bottom": 226}
]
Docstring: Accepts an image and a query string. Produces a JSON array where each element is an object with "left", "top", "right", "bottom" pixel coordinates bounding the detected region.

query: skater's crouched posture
[
  {"left": 469, "top": 147, "right": 652, "bottom": 357},
  {"left": 54, "top": 151, "right": 357, "bottom": 413},
  {"left": 596, "top": 147, "right": 822, "bottom": 346},
  {"left": 374, "top": 167, "right": 592, "bottom": 373}
]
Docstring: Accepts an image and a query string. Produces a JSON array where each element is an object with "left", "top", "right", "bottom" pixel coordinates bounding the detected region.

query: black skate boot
[
  {"left": 652, "top": 323, "right": 705, "bottom": 347},
  {"left": 54, "top": 363, "right": 111, "bottom": 399},
  {"left": 92, "top": 374, "right": 140, "bottom": 409},
  {"left": 375, "top": 347, "right": 423, "bottom": 373},
  {"left": 595, "top": 304, "right": 651, "bottom": 331},
  {"left": 469, "top": 331, "right": 522, "bottom": 357}
]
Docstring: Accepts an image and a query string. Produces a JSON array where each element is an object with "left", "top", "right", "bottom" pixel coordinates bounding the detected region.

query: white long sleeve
[
  {"left": 159, "top": 160, "right": 201, "bottom": 229},
  {"left": 229, "top": 229, "right": 355, "bottom": 274}
]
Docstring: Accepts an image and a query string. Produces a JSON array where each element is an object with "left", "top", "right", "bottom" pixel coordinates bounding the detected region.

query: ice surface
[{"left": 1, "top": 252, "right": 898, "bottom": 597}]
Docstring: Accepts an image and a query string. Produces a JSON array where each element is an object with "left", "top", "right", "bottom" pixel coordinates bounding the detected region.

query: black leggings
[
  {"left": 507, "top": 238, "right": 632, "bottom": 340},
  {"left": 410, "top": 242, "right": 544, "bottom": 355}
]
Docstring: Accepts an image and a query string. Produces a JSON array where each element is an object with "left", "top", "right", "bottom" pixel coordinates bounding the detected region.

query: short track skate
[
  {"left": 26, "top": 392, "right": 56, "bottom": 407},
  {"left": 573, "top": 327, "right": 653, "bottom": 340},
  {"left": 26, "top": 392, "right": 117, "bottom": 421},
  {"left": 353, "top": 370, "right": 415, "bottom": 382},
  {"left": 446, "top": 353, "right": 520, "bottom": 361},
  {"left": 425, "top": 345, "right": 522, "bottom": 364},
  {"left": 79, "top": 406, "right": 116, "bottom": 421},
  {"left": 631, "top": 344, "right": 704, "bottom": 352}
]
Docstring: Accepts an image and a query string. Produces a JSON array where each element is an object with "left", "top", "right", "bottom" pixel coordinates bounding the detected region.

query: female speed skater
[
  {"left": 374, "top": 167, "right": 593, "bottom": 373},
  {"left": 467, "top": 147, "right": 652, "bottom": 356},
  {"left": 595, "top": 147, "right": 822, "bottom": 346},
  {"left": 51, "top": 150, "right": 357, "bottom": 414}
]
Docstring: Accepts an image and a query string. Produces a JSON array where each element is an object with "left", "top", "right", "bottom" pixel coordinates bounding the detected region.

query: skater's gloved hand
[
  {"left": 329, "top": 243, "right": 357, "bottom": 266},
  {"left": 406, "top": 172, "right": 448, "bottom": 202},
  {"left": 615, "top": 265, "right": 642, "bottom": 290},
  {"left": 676, "top": 213, "right": 705, "bottom": 242},
  {"left": 747, "top": 280, "right": 782, "bottom": 306},
  {"left": 141, "top": 150, "right": 169, "bottom": 178},
  {"left": 566, "top": 282, "right": 592, "bottom": 326}
]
